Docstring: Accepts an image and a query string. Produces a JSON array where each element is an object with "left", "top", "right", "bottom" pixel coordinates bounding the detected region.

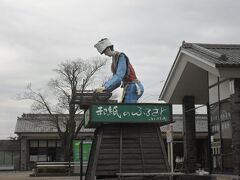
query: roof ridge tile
[{"left": 182, "top": 42, "right": 228, "bottom": 61}]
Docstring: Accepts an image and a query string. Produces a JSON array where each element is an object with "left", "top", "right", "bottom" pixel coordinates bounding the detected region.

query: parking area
[{"left": 0, "top": 171, "right": 81, "bottom": 180}]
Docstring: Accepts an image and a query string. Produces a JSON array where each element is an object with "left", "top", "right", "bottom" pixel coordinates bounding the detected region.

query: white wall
[{"left": 208, "top": 73, "right": 230, "bottom": 104}]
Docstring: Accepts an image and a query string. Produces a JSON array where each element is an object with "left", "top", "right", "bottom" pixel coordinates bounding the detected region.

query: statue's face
[{"left": 103, "top": 48, "right": 113, "bottom": 57}]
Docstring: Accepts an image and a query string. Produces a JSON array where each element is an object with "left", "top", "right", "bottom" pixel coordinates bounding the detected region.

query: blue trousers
[{"left": 123, "top": 82, "right": 144, "bottom": 103}]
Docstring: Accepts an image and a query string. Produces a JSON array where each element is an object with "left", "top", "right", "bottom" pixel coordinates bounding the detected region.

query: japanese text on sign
[{"left": 90, "top": 104, "right": 172, "bottom": 123}]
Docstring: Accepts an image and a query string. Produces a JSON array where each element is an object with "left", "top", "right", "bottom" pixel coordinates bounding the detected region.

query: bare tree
[{"left": 19, "top": 57, "right": 107, "bottom": 162}]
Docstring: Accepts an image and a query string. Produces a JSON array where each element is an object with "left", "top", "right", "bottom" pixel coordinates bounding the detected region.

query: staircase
[{"left": 85, "top": 123, "right": 170, "bottom": 180}]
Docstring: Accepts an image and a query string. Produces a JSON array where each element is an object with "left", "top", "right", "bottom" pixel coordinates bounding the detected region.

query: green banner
[
  {"left": 82, "top": 142, "right": 92, "bottom": 162},
  {"left": 89, "top": 103, "right": 172, "bottom": 123},
  {"left": 73, "top": 140, "right": 92, "bottom": 162}
]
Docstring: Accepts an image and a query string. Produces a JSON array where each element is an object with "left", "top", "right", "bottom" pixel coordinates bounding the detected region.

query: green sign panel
[
  {"left": 87, "top": 103, "right": 172, "bottom": 125},
  {"left": 73, "top": 140, "right": 92, "bottom": 162},
  {"left": 73, "top": 140, "right": 80, "bottom": 162}
]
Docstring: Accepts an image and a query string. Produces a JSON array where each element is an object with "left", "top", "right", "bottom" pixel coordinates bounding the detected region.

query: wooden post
[
  {"left": 230, "top": 78, "right": 240, "bottom": 175},
  {"left": 182, "top": 96, "right": 197, "bottom": 173}
]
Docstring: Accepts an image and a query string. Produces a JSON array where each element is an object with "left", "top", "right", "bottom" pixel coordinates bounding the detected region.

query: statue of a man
[{"left": 94, "top": 38, "right": 144, "bottom": 103}]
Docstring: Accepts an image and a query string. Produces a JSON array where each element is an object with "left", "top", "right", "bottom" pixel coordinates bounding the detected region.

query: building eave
[
  {"left": 159, "top": 45, "right": 220, "bottom": 104},
  {"left": 159, "top": 47, "right": 182, "bottom": 102}
]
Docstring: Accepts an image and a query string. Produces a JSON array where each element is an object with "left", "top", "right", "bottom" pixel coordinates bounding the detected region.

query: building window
[
  {"left": 5, "top": 152, "right": 13, "bottom": 165},
  {"left": 38, "top": 154, "right": 47, "bottom": 162},
  {"left": 48, "top": 140, "right": 56, "bottom": 147},
  {"left": 56, "top": 140, "right": 61, "bottom": 147},
  {"left": 30, "top": 140, "right": 38, "bottom": 147},
  {"left": 210, "top": 99, "right": 233, "bottom": 173},
  {"left": 39, "top": 140, "right": 47, "bottom": 147},
  {"left": 0, "top": 151, "right": 4, "bottom": 165},
  {"left": 0, "top": 151, "right": 15, "bottom": 166},
  {"left": 29, "top": 140, "right": 62, "bottom": 162}
]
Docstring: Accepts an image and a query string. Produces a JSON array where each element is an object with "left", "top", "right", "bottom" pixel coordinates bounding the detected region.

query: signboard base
[{"left": 85, "top": 123, "right": 170, "bottom": 180}]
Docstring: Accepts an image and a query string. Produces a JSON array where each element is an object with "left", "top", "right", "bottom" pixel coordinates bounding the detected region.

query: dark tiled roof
[
  {"left": 161, "top": 114, "right": 207, "bottom": 133},
  {"left": 182, "top": 42, "right": 240, "bottom": 67},
  {"left": 15, "top": 114, "right": 207, "bottom": 134},
  {"left": 14, "top": 114, "right": 94, "bottom": 134}
]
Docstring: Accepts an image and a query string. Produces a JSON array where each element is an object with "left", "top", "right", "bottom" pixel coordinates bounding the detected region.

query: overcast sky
[{"left": 1, "top": 0, "right": 240, "bottom": 139}]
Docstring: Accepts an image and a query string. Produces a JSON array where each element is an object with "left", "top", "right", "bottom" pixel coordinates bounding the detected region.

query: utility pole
[{"left": 167, "top": 123, "right": 174, "bottom": 173}]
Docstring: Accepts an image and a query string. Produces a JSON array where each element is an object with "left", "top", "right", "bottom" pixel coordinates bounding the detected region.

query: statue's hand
[{"left": 95, "top": 87, "right": 105, "bottom": 93}]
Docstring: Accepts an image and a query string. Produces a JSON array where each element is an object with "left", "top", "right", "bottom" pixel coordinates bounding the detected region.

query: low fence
[
  {"left": 33, "top": 161, "right": 87, "bottom": 176},
  {"left": 0, "top": 165, "right": 15, "bottom": 171}
]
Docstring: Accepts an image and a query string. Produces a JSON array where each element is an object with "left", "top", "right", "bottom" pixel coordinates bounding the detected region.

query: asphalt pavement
[{"left": 0, "top": 171, "right": 82, "bottom": 180}]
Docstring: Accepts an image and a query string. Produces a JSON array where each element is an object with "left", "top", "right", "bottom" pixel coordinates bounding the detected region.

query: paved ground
[
  {"left": 1, "top": 171, "right": 239, "bottom": 180},
  {"left": 0, "top": 171, "right": 83, "bottom": 180}
]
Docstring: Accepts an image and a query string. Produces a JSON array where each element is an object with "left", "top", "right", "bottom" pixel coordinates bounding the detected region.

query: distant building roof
[
  {"left": 15, "top": 113, "right": 207, "bottom": 134},
  {"left": 15, "top": 114, "right": 94, "bottom": 134},
  {"left": 182, "top": 42, "right": 240, "bottom": 67}
]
